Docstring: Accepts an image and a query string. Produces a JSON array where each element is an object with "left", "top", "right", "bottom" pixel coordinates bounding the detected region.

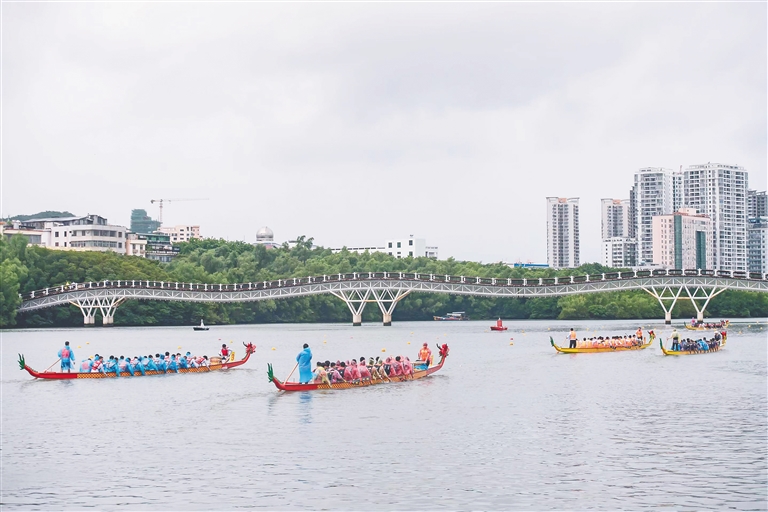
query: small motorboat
[
  {"left": 490, "top": 318, "right": 507, "bottom": 331},
  {"left": 193, "top": 319, "right": 209, "bottom": 331},
  {"left": 433, "top": 311, "right": 469, "bottom": 321}
]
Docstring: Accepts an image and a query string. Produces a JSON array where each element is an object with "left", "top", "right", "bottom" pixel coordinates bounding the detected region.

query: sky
[{"left": 3, "top": 2, "right": 766, "bottom": 264}]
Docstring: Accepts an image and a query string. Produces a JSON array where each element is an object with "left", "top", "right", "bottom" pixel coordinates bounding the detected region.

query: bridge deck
[{"left": 18, "top": 270, "right": 768, "bottom": 312}]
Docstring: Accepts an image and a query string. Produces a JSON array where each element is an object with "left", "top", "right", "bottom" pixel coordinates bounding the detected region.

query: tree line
[{"left": 1, "top": 234, "right": 766, "bottom": 328}]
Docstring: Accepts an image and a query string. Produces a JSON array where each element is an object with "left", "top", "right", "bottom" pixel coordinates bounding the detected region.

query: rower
[{"left": 220, "top": 344, "right": 231, "bottom": 361}]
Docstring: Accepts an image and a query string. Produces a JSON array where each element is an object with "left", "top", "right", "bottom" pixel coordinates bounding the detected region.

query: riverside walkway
[{"left": 18, "top": 269, "right": 768, "bottom": 326}]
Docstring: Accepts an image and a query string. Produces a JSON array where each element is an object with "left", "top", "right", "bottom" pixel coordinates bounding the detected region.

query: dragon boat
[
  {"left": 549, "top": 332, "right": 654, "bottom": 354},
  {"left": 660, "top": 333, "right": 727, "bottom": 356},
  {"left": 18, "top": 343, "right": 255, "bottom": 380},
  {"left": 684, "top": 320, "right": 729, "bottom": 331},
  {"left": 268, "top": 344, "right": 449, "bottom": 391}
]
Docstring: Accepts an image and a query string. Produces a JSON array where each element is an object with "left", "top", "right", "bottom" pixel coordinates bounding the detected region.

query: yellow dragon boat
[
  {"left": 549, "top": 332, "right": 654, "bottom": 354},
  {"left": 660, "top": 333, "right": 727, "bottom": 356},
  {"left": 684, "top": 320, "right": 729, "bottom": 331}
]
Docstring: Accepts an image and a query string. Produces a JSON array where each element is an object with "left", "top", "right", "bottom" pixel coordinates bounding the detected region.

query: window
[
  {"left": 55, "top": 232, "right": 59, "bottom": 237},
  {"left": 409, "top": 240, "right": 413, "bottom": 246},
  {"left": 388, "top": 242, "right": 392, "bottom": 248},
  {"left": 55, "top": 242, "right": 59, "bottom": 247},
  {"left": 397, "top": 242, "right": 401, "bottom": 248},
  {"left": 409, "top": 251, "right": 413, "bottom": 257},
  {"left": 118, "top": 242, "right": 122, "bottom": 248}
]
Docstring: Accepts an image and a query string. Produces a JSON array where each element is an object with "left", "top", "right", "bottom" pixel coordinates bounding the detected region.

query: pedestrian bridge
[{"left": 17, "top": 269, "right": 768, "bottom": 326}]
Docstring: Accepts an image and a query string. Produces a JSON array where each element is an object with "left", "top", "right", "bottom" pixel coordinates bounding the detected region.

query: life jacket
[
  {"left": 61, "top": 348, "right": 71, "bottom": 359},
  {"left": 81, "top": 360, "right": 91, "bottom": 371},
  {"left": 569, "top": 331, "right": 577, "bottom": 340},
  {"left": 221, "top": 347, "right": 230, "bottom": 356}
]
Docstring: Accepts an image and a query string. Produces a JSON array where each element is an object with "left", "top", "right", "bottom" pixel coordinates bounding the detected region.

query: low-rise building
[
  {"left": 12, "top": 214, "right": 127, "bottom": 254},
  {"left": 330, "top": 235, "right": 438, "bottom": 259},
  {"left": 652, "top": 208, "right": 713, "bottom": 269},
  {"left": 157, "top": 225, "right": 201, "bottom": 243}
]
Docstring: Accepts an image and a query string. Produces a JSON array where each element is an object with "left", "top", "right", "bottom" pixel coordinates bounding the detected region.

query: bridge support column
[
  {"left": 70, "top": 297, "right": 124, "bottom": 326},
  {"left": 683, "top": 286, "right": 727, "bottom": 322},
  {"left": 371, "top": 288, "right": 410, "bottom": 326},
  {"left": 642, "top": 286, "right": 684, "bottom": 324},
  {"left": 331, "top": 290, "right": 371, "bottom": 326}
]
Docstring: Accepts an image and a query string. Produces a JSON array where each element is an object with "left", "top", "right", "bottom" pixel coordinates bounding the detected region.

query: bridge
[{"left": 17, "top": 269, "right": 768, "bottom": 326}]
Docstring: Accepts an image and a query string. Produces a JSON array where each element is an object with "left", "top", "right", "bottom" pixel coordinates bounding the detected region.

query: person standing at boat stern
[
  {"left": 296, "top": 344, "right": 313, "bottom": 384},
  {"left": 58, "top": 341, "right": 75, "bottom": 373},
  {"left": 669, "top": 328, "right": 681, "bottom": 351},
  {"left": 568, "top": 329, "right": 578, "bottom": 349}
]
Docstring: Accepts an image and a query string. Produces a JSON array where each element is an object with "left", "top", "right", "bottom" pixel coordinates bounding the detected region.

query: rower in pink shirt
[
  {"left": 402, "top": 356, "right": 413, "bottom": 376},
  {"left": 357, "top": 357, "right": 371, "bottom": 381},
  {"left": 390, "top": 356, "right": 403, "bottom": 376}
]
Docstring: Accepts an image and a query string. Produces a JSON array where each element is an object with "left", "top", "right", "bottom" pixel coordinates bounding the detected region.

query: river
[{"left": 2, "top": 319, "right": 766, "bottom": 510}]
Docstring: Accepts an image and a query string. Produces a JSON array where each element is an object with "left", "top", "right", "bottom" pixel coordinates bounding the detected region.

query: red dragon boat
[
  {"left": 490, "top": 318, "right": 508, "bottom": 331},
  {"left": 268, "top": 344, "right": 449, "bottom": 391},
  {"left": 18, "top": 343, "right": 255, "bottom": 380}
]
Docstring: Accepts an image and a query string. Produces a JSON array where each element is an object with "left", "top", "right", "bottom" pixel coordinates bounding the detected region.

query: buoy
[
  {"left": 381, "top": 348, "right": 386, "bottom": 352},
  {"left": 272, "top": 347, "right": 276, "bottom": 351},
  {"left": 86, "top": 342, "right": 90, "bottom": 345},
  {"left": 77, "top": 345, "right": 81, "bottom": 348},
  {"left": 411, "top": 332, "right": 414, "bottom": 335},
  {"left": 510, "top": 338, "right": 514, "bottom": 340},
  {"left": 509, "top": 342, "right": 514, "bottom": 346},
  {"left": 178, "top": 346, "right": 181, "bottom": 349},
  {"left": 323, "top": 341, "right": 327, "bottom": 344},
  {"left": 407, "top": 342, "right": 411, "bottom": 344}
]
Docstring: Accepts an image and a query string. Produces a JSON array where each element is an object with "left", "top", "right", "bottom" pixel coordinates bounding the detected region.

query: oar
[
  {"left": 43, "top": 358, "right": 61, "bottom": 373},
  {"left": 284, "top": 362, "right": 299, "bottom": 383}
]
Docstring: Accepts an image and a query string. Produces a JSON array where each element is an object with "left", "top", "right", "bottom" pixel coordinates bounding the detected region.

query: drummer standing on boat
[
  {"left": 58, "top": 341, "right": 75, "bottom": 373},
  {"left": 296, "top": 344, "right": 313, "bottom": 384}
]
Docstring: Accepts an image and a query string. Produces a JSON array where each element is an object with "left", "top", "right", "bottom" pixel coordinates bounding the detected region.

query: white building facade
[
  {"left": 747, "top": 217, "right": 768, "bottom": 273},
  {"left": 683, "top": 163, "right": 748, "bottom": 271},
  {"left": 546, "top": 197, "right": 580, "bottom": 269},
  {"left": 652, "top": 208, "right": 713, "bottom": 269},
  {"left": 601, "top": 198, "right": 636, "bottom": 267},
  {"left": 330, "top": 236, "right": 438, "bottom": 259},
  {"left": 14, "top": 215, "right": 127, "bottom": 254},
  {"left": 631, "top": 167, "right": 679, "bottom": 266},
  {"left": 157, "top": 225, "right": 201, "bottom": 243}
]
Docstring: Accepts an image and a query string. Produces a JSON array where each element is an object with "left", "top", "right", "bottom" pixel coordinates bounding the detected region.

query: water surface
[{"left": 3, "top": 319, "right": 766, "bottom": 510}]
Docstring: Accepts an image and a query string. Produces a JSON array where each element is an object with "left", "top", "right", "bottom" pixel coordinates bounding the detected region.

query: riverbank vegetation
[{"left": 2, "top": 235, "right": 766, "bottom": 327}]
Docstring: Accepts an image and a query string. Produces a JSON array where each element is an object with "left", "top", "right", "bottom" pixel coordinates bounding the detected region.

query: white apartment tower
[
  {"left": 683, "top": 163, "right": 748, "bottom": 271},
  {"left": 631, "top": 167, "right": 679, "bottom": 266},
  {"left": 601, "top": 198, "right": 636, "bottom": 267},
  {"left": 546, "top": 197, "right": 580, "bottom": 269}
]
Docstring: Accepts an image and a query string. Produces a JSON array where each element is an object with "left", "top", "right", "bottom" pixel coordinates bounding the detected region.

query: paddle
[
  {"left": 44, "top": 358, "right": 61, "bottom": 373},
  {"left": 284, "top": 362, "right": 299, "bottom": 383}
]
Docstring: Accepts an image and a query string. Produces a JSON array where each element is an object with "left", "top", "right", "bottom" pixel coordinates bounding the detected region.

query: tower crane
[{"left": 150, "top": 198, "right": 209, "bottom": 224}]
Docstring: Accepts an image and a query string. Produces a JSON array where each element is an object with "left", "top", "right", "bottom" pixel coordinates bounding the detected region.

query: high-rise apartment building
[
  {"left": 546, "top": 197, "right": 580, "bottom": 269},
  {"left": 683, "top": 163, "right": 748, "bottom": 271},
  {"left": 600, "top": 198, "right": 636, "bottom": 267},
  {"left": 747, "top": 217, "right": 768, "bottom": 273},
  {"left": 652, "top": 208, "right": 713, "bottom": 269},
  {"left": 631, "top": 167, "right": 679, "bottom": 266},
  {"left": 130, "top": 209, "right": 161, "bottom": 234},
  {"left": 748, "top": 189, "right": 767, "bottom": 219}
]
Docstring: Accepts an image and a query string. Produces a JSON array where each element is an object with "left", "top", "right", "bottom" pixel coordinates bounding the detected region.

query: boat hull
[
  {"left": 193, "top": 327, "right": 209, "bottom": 331},
  {"left": 18, "top": 344, "right": 255, "bottom": 380},
  {"left": 490, "top": 326, "right": 508, "bottom": 331},
  {"left": 269, "top": 345, "right": 449, "bottom": 391},
  {"left": 550, "top": 334, "right": 654, "bottom": 353}
]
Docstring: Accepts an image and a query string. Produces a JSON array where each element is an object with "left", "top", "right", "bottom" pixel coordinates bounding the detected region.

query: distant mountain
[{"left": 7, "top": 211, "right": 75, "bottom": 221}]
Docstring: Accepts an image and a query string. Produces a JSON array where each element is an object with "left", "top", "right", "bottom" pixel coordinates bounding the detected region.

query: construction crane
[{"left": 150, "top": 198, "right": 209, "bottom": 224}]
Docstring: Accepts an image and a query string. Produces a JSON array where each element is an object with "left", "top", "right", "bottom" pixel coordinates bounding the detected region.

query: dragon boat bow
[
  {"left": 18, "top": 343, "right": 255, "bottom": 380},
  {"left": 550, "top": 333, "right": 654, "bottom": 353},
  {"left": 268, "top": 344, "right": 449, "bottom": 391}
]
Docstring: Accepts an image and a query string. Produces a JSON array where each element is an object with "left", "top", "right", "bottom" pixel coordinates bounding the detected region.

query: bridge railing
[{"left": 20, "top": 269, "right": 768, "bottom": 301}]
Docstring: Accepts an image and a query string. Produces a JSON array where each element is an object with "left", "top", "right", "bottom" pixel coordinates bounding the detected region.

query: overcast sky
[{"left": 3, "top": 3, "right": 766, "bottom": 264}]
